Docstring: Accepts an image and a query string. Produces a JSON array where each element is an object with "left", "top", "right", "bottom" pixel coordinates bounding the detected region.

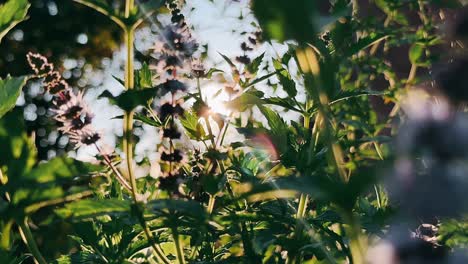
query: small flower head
[
  {"left": 236, "top": 55, "right": 251, "bottom": 65},
  {"left": 68, "top": 126, "right": 101, "bottom": 148},
  {"left": 158, "top": 79, "right": 187, "bottom": 96},
  {"left": 154, "top": 25, "right": 197, "bottom": 58},
  {"left": 48, "top": 80, "right": 69, "bottom": 94},
  {"left": 44, "top": 71, "right": 61, "bottom": 86},
  {"left": 26, "top": 52, "right": 100, "bottom": 149},
  {"left": 53, "top": 90, "right": 72, "bottom": 107},
  {"left": 152, "top": 53, "right": 187, "bottom": 80},
  {"left": 163, "top": 124, "right": 182, "bottom": 139},
  {"left": 27, "top": 52, "right": 53, "bottom": 76},
  {"left": 161, "top": 149, "right": 184, "bottom": 162},
  {"left": 55, "top": 92, "right": 94, "bottom": 132},
  {"left": 241, "top": 42, "right": 253, "bottom": 52},
  {"left": 159, "top": 101, "right": 185, "bottom": 121},
  {"left": 191, "top": 58, "right": 206, "bottom": 78}
]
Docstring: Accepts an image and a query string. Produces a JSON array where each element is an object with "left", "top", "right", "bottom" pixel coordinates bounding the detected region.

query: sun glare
[{"left": 203, "top": 83, "right": 232, "bottom": 116}]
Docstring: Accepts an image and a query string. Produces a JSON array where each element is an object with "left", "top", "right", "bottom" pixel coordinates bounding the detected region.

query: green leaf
[
  {"left": 23, "top": 157, "right": 101, "bottom": 184},
  {"left": 0, "top": 248, "right": 29, "bottom": 264},
  {"left": 0, "top": 76, "right": 28, "bottom": 119},
  {"left": 409, "top": 43, "right": 424, "bottom": 64},
  {"left": 252, "top": 0, "right": 318, "bottom": 43},
  {"left": 258, "top": 105, "right": 288, "bottom": 134},
  {"left": 136, "top": 62, "right": 152, "bottom": 89},
  {"left": 134, "top": 112, "right": 161, "bottom": 127},
  {"left": 273, "top": 59, "right": 297, "bottom": 97},
  {"left": 55, "top": 199, "right": 131, "bottom": 220},
  {"left": 258, "top": 105, "right": 289, "bottom": 153},
  {"left": 54, "top": 252, "right": 103, "bottom": 264},
  {"left": 180, "top": 111, "right": 206, "bottom": 140},
  {"left": 374, "top": 0, "right": 408, "bottom": 26},
  {"left": 145, "top": 199, "right": 207, "bottom": 221},
  {"left": 439, "top": 218, "right": 468, "bottom": 248},
  {"left": 0, "top": 0, "right": 30, "bottom": 43},
  {"left": 99, "top": 88, "right": 158, "bottom": 111},
  {"left": 246, "top": 53, "right": 265, "bottom": 75},
  {"left": 0, "top": 220, "right": 13, "bottom": 250},
  {"left": 133, "top": 0, "right": 165, "bottom": 25},
  {"left": 263, "top": 97, "right": 302, "bottom": 113},
  {"left": 206, "top": 68, "right": 224, "bottom": 79},
  {"left": 226, "top": 90, "right": 264, "bottom": 111},
  {"left": 218, "top": 52, "right": 236, "bottom": 68},
  {"left": 329, "top": 90, "right": 386, "bottom": 105},
  {"left": 0, "top": 110, "right": 37, "bottom": 183},
  {"left": 343, "top": 34, "right": 389, "bottom": 58},
  {"left": 113, "top": 113, "right": 162, "bottom": 127}
]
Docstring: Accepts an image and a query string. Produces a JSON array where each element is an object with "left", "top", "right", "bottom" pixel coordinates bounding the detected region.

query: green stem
[
  {"left": 25, "top": 191, "right": 93, "bottom": 214},
  {"left": 122, "top": 2, "right": 169, "bottom": 263},
  {"left": 388, "top": 64, "right": 418, "bottom": 119},
  {"left": 123, "top": 15, "right": 136, "bottom": 202},
  {"left": 205, "top": 116, "right": 216, "bottom": 147},
  {"left": 196, "top": 77, "right": 217, "bottom": 148},
  {"left": 197, "top": 77, "right": 202, "bottom": 99},
  {"left": 0, "top": 167, "right": 5, "bottom": 185},
  {"left": 18, "top": 218, "right": 47, "bottom": 264},
  {"left": 289, "top": 103, "right": 312, "bottom": 263},
  {"left": 125, "top": 0, "right": 135, "bottom": 19},
  {"left": 295, "top": 47, "right": 346, "bottom": 182},
  {"left": 95, "top": 144, "right": 132, "bottom": 191},
  {"left": 207, "top": 194, "right": 216, "bottom": 214},
  {"left": 124, "top": 110, "right": 137, "bottom": 200},
  {"left": 341, "top": 211, "right": 366, "bottom": 264},
  {"left": 172, "top": 226, "right": 187, "bottom": 264}
]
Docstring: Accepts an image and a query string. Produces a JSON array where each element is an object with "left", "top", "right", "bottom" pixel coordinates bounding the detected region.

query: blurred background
[{"left": 0, "top": 0, "right": 266, "bottom": 162}]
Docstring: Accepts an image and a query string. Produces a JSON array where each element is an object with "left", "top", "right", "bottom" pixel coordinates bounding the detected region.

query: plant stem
[
  {"left": 24, "top": 191, "right": 93, "bottom": 214},
  {"left": 141, "top": 219, "right": 171, "bottom": 264},
  {"left": 95, "top": 144, "right": 132, "bottom": 191},
  {"left": 289, "top": 102, "right": 312, "bottom": 263},
  {"left": 197, "top": 77, "right": 202, "bottom": 99},
  {"left": 207, "top": 194, "right": 216, "bottom": 214},
  {"left": 125, "top": 0, "right": 135, "bottom": 20},
  {"left": 172, "top": 226, "right": 187, "bottom": 264},
  {"left": 341, "top": 212, "right": 366, "bottom": 264},
  {"left": 123, "top": 19, "right": 136, "bottom": 202},
  {"left": 18, "top": 218, "right": 47, "bottom": 264},
  {"left": 0, "top": 167, "right": 5, "bottom": 185},
  {"left": 121, "top": 1, "right": 170, "bottom": 263},
  {"left": 388, "top": 64, "right": 418, "bottom": 119},
  {"left": 295, "top": 47, "right": 346, "bottom": 182},
  {"left": 196, "top": 76, "right": 217, "bottom": 148}
]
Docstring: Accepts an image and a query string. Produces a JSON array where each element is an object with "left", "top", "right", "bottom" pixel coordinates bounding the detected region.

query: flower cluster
[
  {"left": 151, "top": 2, "right": 198, "bottom": 82},
  {"left": 26, "top": 52, "right": 100, "bottom": 148},
  {"left": 235, "top": 30, "right": 262, "bottom": 65},
  {"left": 152, "top": 2, "right": 200, "bottom": 193}
]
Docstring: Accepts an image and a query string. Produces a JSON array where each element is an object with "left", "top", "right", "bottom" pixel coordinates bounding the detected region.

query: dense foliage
[{"left": 0, "top": 0, "right": 467, "bottom": 263}]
